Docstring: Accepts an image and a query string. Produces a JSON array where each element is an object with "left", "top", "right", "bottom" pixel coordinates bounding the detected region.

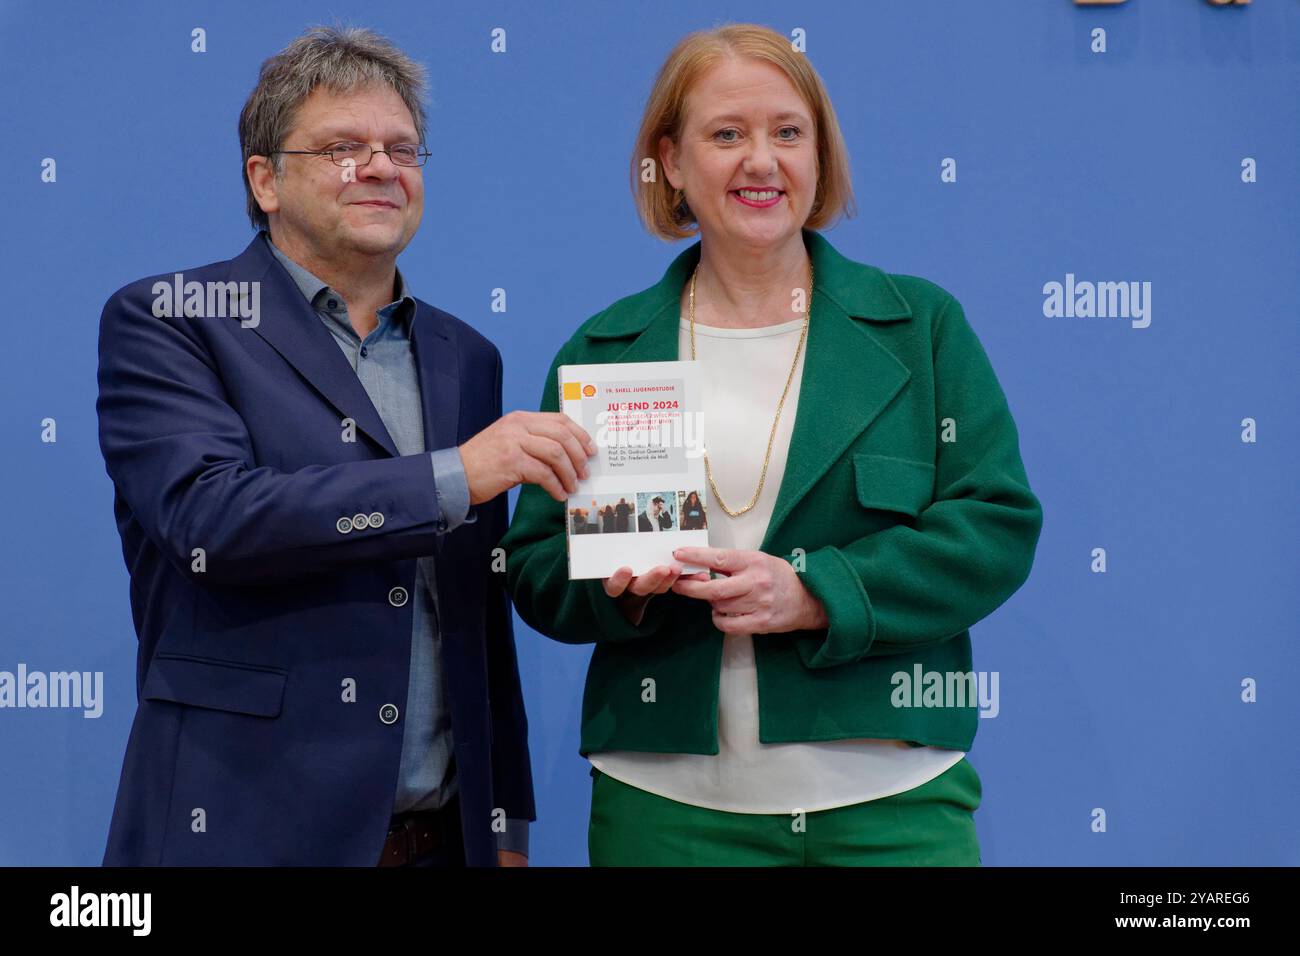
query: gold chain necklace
[{"left": 688, "top": 259, "right": 812, "bottom": 517}]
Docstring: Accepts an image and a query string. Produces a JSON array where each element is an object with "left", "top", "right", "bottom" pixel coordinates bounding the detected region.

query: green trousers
[{"left": 588, "top": 757, "right": 982, "bottom": 866}]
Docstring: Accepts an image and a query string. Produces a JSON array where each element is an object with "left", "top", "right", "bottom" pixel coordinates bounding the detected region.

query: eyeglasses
[{"left": 272, "top": 141, "right": 430, "bottom": 168}]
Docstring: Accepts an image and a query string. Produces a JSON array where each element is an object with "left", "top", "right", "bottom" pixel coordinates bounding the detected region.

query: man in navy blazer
[{"left": 96, "top": 26, "right": 594, "bottom": 866}]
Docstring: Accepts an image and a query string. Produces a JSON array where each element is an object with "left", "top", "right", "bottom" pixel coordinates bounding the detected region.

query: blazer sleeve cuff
[
  {"left": 790, "top": 546, "right": 876, "bottom": 668},
  {"left": 586, "top": 578, "right": 671, "bottom": 642}
]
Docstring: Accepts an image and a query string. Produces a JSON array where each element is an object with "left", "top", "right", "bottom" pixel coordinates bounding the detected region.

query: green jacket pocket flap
[{"left": 853, "top": 453, "right": 936, "bottom": 517}]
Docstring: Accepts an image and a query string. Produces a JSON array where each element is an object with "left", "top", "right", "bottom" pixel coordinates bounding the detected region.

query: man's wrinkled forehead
[{"left": 291, "top": 86, "right": 419, "bottom": 142}]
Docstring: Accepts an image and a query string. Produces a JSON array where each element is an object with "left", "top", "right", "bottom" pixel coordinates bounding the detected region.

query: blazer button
[
  {"left": 368, "top": 511, "right": 385, "bottom": 528},
  {"left": 388, "top": 586, "right": 408, "bottom": 607},
  {"left": 379, "top": 703, "right": 399, "bottom": 725},
  {"left": 336, "top": 516, "right": 353, "bottom": 534},
  {"left": 352, "top": 513, "right": 370, "bottom": 530}
]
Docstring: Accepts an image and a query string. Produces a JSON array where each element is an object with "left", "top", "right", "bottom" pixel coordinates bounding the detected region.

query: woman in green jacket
[{"left": 498, "top": 23, "right": 1043, "bottom": 866}]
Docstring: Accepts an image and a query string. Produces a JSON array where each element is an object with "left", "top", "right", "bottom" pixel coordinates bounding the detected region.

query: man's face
[
  {"left": 259, "top": 84, "right": 424, "bottom": 261},
  {"left": 651, "top": 500, "right": 662, "bottom": 515}
]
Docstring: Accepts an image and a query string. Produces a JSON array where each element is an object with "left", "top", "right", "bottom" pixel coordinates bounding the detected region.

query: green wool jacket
[{"left": 498, "top": 228, "right": 1043, "bottom": 756}]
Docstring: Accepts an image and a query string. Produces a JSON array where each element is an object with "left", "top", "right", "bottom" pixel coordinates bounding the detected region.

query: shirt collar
[{"left": 261, "top": 230, "right": 415, "bottom": 330}]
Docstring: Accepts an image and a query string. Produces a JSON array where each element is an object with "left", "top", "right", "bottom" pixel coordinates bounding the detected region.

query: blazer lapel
[
  {"left": 231, "top": 235, "right": 399, "bottom": 457},
  {"left": 409, "top": 305, "right": 460, "bottom": 459},
  {"left": 410, "top": 305, "right": 460, "bottom": 556},
  {"left": 757, "top": 283, "right": 911, "bottom": 553},
  {"left": 586, "top": 229, "right": 915, "bottom": 553}
]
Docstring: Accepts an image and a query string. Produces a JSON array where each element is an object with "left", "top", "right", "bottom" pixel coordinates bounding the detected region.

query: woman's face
[{"left": 660, "top": 57, "right": 818, "bottom": 251}]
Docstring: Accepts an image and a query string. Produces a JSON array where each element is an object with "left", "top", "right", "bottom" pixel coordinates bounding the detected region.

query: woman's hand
[
  {"left": 668, "top": 547, "right": 829, "bottom": 635},
  {"left": 602, "top": 564, "right": 707, "bottom": 626}
]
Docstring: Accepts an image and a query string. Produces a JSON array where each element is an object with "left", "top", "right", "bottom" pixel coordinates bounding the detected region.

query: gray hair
[{"left": 238, "top": 24, "right": 429, "bottom": 231}]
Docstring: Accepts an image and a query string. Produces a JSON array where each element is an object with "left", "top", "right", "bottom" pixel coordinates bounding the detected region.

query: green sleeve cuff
[
  {"left": 586, "top": 578, "right": 671, "bottom": 642},
  {"left": 791, "top": 546, "right": 876, "bottom": 668}
]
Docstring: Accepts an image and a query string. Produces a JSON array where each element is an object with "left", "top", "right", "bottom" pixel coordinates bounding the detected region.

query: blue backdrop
[{"left": 1, "top": 0, "right": 1296, "bottom": 866}]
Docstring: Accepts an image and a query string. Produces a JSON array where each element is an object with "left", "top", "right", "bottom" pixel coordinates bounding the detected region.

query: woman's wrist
[
  {"left": 615, "top": 589, "right": 653, "bottom": 626},
  {"left": 799, "top": 583, "right": 829, "bottom": 630}
]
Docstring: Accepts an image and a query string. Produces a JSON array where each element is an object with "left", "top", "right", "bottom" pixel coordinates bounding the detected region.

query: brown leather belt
[{"left": 378, "top": 798, "right": 460, "bottom": 866}]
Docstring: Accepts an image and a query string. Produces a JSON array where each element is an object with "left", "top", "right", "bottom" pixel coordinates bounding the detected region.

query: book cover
[{"left": 557, "top": 359, "right": 711, "bottom": 579}]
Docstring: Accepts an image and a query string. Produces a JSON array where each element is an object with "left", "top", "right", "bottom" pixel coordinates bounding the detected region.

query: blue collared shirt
[{"left": 264, "top": 232, "right": 527, "bottom": 857}]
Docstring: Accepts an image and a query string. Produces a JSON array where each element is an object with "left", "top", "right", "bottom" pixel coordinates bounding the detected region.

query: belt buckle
[
  {"left": 382, "top": 815, "right": 416, "bottom": 866},
  {"left": 405, "top": 814, "right": 435, "bottom": 864},
  {"left": 399, "top": 816, "right": 418, "bottom": 864},
  {"left": 384, "top": 804, "right": 451, "bottom": 866}
]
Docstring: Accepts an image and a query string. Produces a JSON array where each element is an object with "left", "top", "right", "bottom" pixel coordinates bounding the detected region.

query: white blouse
[{"left": 587, "top": 315, "right": 965, "bottom": 813}]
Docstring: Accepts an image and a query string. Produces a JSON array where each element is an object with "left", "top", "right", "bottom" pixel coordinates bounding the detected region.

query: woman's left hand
[{"left": 669, "top": 547, "right": 829, "bottom": 635}]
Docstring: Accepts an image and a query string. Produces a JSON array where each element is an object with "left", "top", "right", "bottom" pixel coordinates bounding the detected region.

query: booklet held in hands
[{"left": 558, "top": 360, "right": 711, "bottom": 579}]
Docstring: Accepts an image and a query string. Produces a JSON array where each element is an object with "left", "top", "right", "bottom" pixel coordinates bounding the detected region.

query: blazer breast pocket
[
  {"left": 853, "top": 453, "right": 936, "bottom": 518},
  {"left": 141, "top": 653, "right": 288, "bottom": 718}
]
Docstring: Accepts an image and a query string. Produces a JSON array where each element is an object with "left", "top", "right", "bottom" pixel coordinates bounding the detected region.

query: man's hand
[
  {"left": 497, "top": 849, "right": 528, "bottom": 867},
  {"left": 602, "top": 564, "right": 707, "bottom": 626},
  {"left": 459, "top": 411, "right": 596, "bottom": 505},
  {"left": 668, "top": 547, "right": 829, "bottom": 634}
]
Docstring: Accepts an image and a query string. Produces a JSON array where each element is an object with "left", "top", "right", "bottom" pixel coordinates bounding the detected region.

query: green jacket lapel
[{"left": 583, "top": 229, "right": 918, "bottom": 552}]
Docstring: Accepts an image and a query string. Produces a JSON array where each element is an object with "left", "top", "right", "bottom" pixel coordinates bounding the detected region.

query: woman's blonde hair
[{"left": 631, "top": 23, "right": 856, "bottom": 241}]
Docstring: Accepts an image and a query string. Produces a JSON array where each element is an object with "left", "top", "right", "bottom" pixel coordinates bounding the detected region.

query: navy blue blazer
[{"left": 96, "top": 233, "right": 534, "bottom": 866}]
